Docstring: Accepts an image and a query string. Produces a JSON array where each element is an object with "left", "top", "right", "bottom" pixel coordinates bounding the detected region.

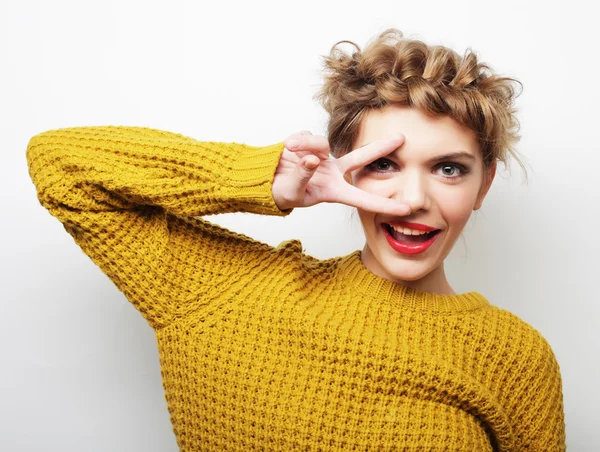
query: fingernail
[{"left": 304, "top": 159, "right": 318, "bottom": 169}]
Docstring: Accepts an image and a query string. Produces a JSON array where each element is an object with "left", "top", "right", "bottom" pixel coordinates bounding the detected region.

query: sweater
[{"left": 26, "top": 126, "right": 566, "bottom": 451}]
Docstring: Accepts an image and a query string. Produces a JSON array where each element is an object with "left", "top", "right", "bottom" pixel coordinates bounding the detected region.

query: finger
[
  {"left": 336, "top": 184, "right": 410, "bottom": 216},
  {"left": 302, "top": 154, "right": 320, "bottom": 170},
  {"left": 336, "top": 134, "right": 405, "bottom": 174},
  {"left": 284, "top": 134, "right": 330, "bottom": 159},
  {"left": 283, "top": 131, "right": 313, "bottom": 147},
  {"left": 295, "top": 155, "right": 321, "bottom": 193},
  {"left": 285, "top": 130, "right": 313, "bottom": 140}
]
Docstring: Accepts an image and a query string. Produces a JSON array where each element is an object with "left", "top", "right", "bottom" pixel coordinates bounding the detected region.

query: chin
[
  {"left": 366, "top": 244, "right": 426, "bottom": 277},
  {"left": 380, "top": 259, "right": 433, "bottom": 282}
]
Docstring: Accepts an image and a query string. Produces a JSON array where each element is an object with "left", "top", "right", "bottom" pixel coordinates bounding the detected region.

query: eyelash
[{"left": 365, "top": 158, "right": 470, "bottom": 180}]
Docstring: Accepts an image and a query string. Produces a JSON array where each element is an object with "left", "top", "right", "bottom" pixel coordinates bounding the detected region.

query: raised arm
[{"left": 26, "top": 126, "right": 291, "bottom": 329}]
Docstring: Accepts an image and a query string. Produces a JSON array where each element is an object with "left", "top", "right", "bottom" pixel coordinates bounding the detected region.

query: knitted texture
[{"left": 26, "top": 126, "right": 566, "bottom": 451}]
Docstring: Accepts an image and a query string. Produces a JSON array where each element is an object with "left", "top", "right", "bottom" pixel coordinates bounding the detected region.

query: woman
[{"left": 26, "top": 29, "right": 566, "bottom": 450}]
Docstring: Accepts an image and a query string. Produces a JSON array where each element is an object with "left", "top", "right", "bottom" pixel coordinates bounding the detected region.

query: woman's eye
[
  {"left": 364, "top": 160, "right": 470, "bottom": 179},
  {"left": 366, "top": 158, "right": 395, "bottom": 172},
  {"left": 436, "top": 163, "right": 469, "bottom": 179}
]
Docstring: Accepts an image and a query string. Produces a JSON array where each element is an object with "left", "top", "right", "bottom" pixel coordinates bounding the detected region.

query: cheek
[
  {"left": 353, "top": 178, "right": 396, "bottom": 232},
  {"left": 351, "top": 171, "right": 480, "bottom": 229},
  {"left": 357, "top": 207, "right": 374, "bottom": 225},
  {"left": 357, "top": 208, "right": 378, "bottom": 244},
  {"left": 437, "top": 189, "right": 479, "bottom": 227},
  {"left": 350, "top": 173, "right": 382, "bottom": 237},
  {"left": 352, "top": 174, "right": 396, "bottom": 196}
]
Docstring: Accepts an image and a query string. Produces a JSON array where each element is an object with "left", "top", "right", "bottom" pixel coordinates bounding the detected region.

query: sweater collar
[{"left": 337, "top": 250, "right": 491, "bottom": 315}]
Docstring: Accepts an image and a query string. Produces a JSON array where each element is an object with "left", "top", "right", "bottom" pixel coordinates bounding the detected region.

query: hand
[{"left": 272, "top": 131, "right": 410, "bottom": 215}]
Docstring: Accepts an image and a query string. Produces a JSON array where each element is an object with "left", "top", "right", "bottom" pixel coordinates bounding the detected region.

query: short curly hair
[{"left": 313, "top": 28, "right": 527, "bottom": 180}]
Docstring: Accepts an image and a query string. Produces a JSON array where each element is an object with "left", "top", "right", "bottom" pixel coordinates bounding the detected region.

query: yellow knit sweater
[{"left": 26, "top": 126, "right": 566, "bottom": 451}]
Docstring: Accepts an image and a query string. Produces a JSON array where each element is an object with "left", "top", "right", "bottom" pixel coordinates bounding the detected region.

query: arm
[
  {"left": 26, "top": 125, "right": 291, "bottom": 329},
  {"left": 506, "top": 330, "right": 567, "bottom": 450}
]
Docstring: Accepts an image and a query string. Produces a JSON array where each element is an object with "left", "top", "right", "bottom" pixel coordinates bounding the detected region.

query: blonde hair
[{"left": 314, "top": 28, "right": 527, "bottom": 181}]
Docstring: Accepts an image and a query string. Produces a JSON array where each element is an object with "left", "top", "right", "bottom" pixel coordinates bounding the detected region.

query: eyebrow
[{"left": 389, "top": 150, "right": 477, "bottom": 162}]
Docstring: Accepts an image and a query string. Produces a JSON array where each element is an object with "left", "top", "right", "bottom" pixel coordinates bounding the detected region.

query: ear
[{"left": 473, "top": 161, "right": 497, "bottom": 211}]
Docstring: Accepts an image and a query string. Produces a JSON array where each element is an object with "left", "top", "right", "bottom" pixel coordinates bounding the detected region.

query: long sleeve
[
  {"left": 26, "top": 125, "right": 292, "bottom": 329},
  {"left": 505, "top": 327, "right": 567, "bottom": 450}
]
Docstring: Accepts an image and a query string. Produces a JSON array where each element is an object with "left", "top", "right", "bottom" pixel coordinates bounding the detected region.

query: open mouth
[{"left": 382, "top": 223, "right": 442, "bottom": 244}]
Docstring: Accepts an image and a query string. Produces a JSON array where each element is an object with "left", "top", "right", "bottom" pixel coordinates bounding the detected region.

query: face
[{"left": 347, "top": 105, "right": 496, "bottom": 295}]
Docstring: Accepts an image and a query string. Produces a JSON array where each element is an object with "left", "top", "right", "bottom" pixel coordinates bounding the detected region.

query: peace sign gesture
[{"left": 272, "top": 131, "right": 410, "bottom": 215}]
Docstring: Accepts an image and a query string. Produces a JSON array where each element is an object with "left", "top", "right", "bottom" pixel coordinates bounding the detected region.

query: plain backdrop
[{"left": 2, "top": 0, "right": 598, "bottom": 450}]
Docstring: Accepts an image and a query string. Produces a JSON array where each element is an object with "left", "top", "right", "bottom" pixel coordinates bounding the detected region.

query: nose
[{"left": 391, "top": 169, "right": 430, "bottom": 213}]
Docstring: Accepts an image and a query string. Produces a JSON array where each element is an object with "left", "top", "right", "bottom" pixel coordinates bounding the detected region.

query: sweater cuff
[{"left": 225, "top": 141, "right": 293, "bottom": 217}]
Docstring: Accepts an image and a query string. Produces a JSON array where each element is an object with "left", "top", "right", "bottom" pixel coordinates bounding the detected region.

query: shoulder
[
  {"left": 488, "top": 307, "right": 559, "bottom": 359},
  {"left": 473, "top": 304, "right": 561, "bottom": 369},
  {"left": 478, "top": 308, "right": 566, "bottom": 448},
  {"left": 477, "top": 305, "right": 563, "bottom": 401},
  {"left": 462, "top": 302, "right": 563, "bottom": 390}
]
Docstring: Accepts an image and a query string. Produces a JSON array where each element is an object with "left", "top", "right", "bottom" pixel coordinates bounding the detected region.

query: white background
[{"left": 2, "top": 0, "right": 598, "bottom": 450}]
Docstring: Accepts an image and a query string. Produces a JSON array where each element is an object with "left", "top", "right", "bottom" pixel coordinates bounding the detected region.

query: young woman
[{"left": 26, "top": 29, "right": 566, "bottom": 451}]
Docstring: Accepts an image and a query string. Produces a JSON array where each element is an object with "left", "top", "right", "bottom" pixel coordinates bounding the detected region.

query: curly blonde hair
[{"left": 313, "top": 28, "right": 527, "bottom": 181}]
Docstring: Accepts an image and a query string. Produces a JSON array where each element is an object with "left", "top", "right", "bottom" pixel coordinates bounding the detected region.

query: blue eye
[
  {"left": 365, "top": 159, "right": 470, "bottom": 180},
  {"left": 366, "top": 158, "right": 396, "bottom": 172},
  {"left": 436, "top": 163, "right": 469, "bottom": 180}
]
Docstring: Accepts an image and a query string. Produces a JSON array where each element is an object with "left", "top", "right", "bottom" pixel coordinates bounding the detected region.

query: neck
[
  {"left": 361, "top": 244, "right": 456, "bottom": 296},
  {"left": 336, "top": 250, "right": 490, "bottom": 315}
]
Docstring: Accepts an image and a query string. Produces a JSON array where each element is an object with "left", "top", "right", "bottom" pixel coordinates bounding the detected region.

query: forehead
[{"left": 355, "top": 105, "right": 479, "bottom": 154}]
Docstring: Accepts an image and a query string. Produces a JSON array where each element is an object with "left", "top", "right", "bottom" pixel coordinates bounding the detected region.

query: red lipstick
[{"left": 382, "top": 223, "right": 442, "bottom": 255}]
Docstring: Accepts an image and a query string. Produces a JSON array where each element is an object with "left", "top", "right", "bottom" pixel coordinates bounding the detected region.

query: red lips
[{"left": 382, "top": 223, "right": 442, "bottom": 255}]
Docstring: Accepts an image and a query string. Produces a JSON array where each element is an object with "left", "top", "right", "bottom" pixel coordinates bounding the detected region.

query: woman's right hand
[{"left": 272, "top": 131, "right": 411, "bottom": 216}]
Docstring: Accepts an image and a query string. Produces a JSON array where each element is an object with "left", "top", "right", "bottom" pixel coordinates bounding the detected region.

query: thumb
[{"left": 295, "top": 154, "right": 320, "bottom": 192}]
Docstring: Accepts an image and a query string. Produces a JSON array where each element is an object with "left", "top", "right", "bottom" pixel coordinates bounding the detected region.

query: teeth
[{"left": 389, "top": 224, "right": 432, "bottom": 236}]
